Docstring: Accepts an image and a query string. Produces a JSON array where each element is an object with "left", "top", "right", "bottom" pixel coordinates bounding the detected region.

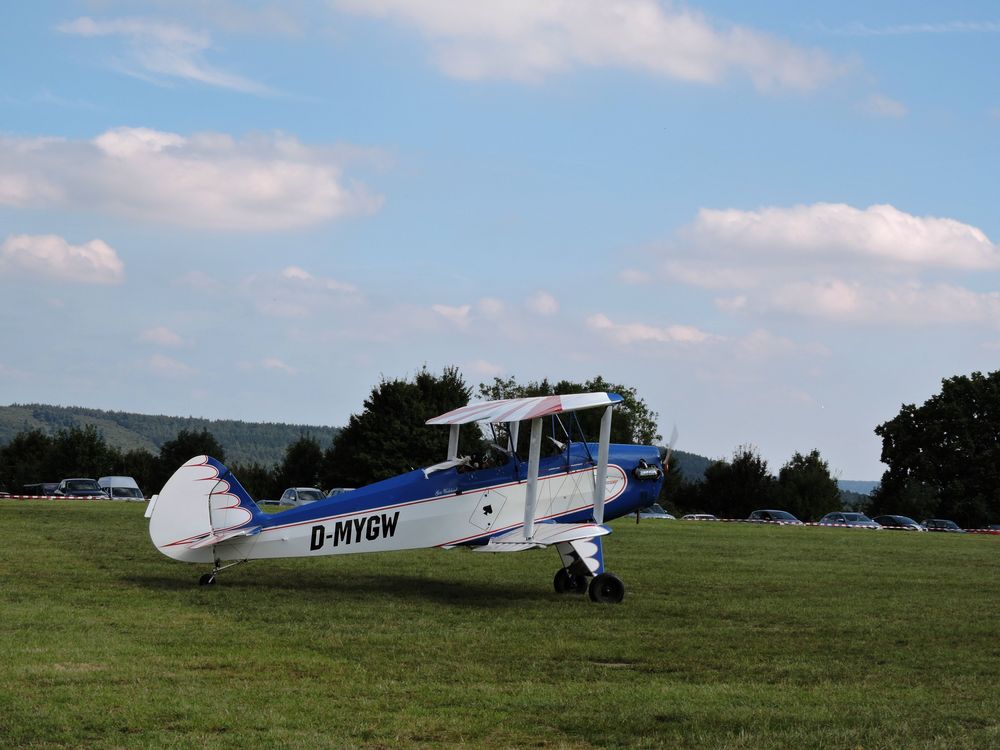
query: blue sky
[{"left": 1, "top": 1, "right": 998, "bottom": 480}]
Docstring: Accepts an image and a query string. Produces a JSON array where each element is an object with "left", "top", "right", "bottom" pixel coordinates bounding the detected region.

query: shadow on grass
[{"left": 123, "top": 569, "right": 557, "bottom": 608}]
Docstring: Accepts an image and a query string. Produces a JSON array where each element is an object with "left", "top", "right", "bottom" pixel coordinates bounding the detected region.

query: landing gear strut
[{"left": 198, "top": 558, "right": 248, "bottom": 586}]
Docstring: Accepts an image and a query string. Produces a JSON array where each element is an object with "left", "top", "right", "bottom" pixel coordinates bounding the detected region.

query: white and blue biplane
[{"left": 146, "top": 392, "right": 666, "bottom": 603}]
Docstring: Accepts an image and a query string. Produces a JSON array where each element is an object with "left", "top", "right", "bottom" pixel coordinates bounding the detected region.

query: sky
[{"left": 1, "top": 1, "right": 998, "bottom": 480}]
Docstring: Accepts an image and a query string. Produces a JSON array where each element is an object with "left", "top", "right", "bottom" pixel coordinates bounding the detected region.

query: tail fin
[{"left": 148, "top": 455, "right": 264, "bottom": 562}]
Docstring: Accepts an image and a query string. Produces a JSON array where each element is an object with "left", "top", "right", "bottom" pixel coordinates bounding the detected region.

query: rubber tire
[
  {"left": 588, "top": 572, "right": 625, "bottom": 603},
  {"left": 553, "top": 569, "right": 588, "bottom": 595},
  {"left": 199, "top": 573, "right": 216, "bottom": 586}
]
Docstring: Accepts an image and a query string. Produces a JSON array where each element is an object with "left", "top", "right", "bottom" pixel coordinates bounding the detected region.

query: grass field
[{"left": 1, "top": 501, "right": 998, "bottom": 749}]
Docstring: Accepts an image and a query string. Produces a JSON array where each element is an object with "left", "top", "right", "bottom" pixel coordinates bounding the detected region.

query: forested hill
[{"left": 0, "top": 403, "right": 340, "bottom": 466}]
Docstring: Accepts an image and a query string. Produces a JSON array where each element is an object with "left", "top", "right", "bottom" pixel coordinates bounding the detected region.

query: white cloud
[
  {"left": 466, "top": 359, "right": 505, "bottom": 376},
  {"left": 587, "top": 313, "right": 719, "bottom": 344},
  {"left": 261, "top": 357, "right": 297, "bottom": 375},
  {"left": 147, "top": 353, "right": 196, "bottom": 377},
  {"left": 861, "top": 93, "right": 908, "bottom": 119},
  {"left": 682, "top": 203, "right": 999, "bottom": 271},
  {"left": 431, "top": 303, "right": 472, "bottom": 327},
  {"left": 57, "top": 16, "right": 273, "bottom": 94},
  {"left": 334, "top": 0, "right": 846, "bottom": 91},
  {"left": 767, "top": 280, "right": 1000, "bottom": 325},
  {"left": 249, "top": 265, "right": 362, "bottom": 318},
  {"left": 477, "top": 296, "right": 505, "bottom": 317},
  {"left": 139, "top": 326, "right": 183, "bottom": 347},
  {"left": 526, "top": 290, "right": 559, "bottom": 315},
  {"left": 655, "top": 202, "right": 1000, "bottom": 327},
  {"left": 0, "top": 127, "right": 382, "bottom": 231},
  {"left": 0, "top": 233, "right": 124, "bottom": 284}
]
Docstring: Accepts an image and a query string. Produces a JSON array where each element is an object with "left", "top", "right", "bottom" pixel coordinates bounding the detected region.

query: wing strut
[
  {"left": 522, "top": 417, "right": 543, "bottom": 540},
  {"left": 447, "top": 424, "right": 460, "bottom": 460},
  {"left": 592, "top": 405, "right": 613, "bottom": 524}
]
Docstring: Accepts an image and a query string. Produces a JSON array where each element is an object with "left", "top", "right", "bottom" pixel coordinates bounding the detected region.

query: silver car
[
  {"left": 278, "top": 487, "right": 326, "bottom": 507},
  {"left": 818, "top": 512, "right": 881, "bottom": 529}
]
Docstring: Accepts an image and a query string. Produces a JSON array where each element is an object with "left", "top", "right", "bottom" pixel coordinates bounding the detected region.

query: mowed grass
[{"left": 0, "top": 502, "right": 997, "bottom": 749}]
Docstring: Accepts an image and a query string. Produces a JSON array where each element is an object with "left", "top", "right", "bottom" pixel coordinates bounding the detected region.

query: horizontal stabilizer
[{"left": 188, "top": 525, "right": 262, "bottom": 550}]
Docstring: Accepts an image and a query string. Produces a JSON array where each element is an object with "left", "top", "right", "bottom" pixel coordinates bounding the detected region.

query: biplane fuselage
[
  {"left": 153, "top": 442, "right": 663, "bottom": 564},
  {"left": 148, "top": 392, "right": 667, "bottom": 601}
]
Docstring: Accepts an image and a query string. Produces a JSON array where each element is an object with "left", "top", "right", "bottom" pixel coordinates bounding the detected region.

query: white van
[{"left": 98, "top": 476, "right": 145, "bottom": 501}]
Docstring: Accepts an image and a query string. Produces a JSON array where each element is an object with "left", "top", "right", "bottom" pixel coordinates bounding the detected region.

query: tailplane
[{"left": 147, "top": 455, "right": 264, "bottom": 562}]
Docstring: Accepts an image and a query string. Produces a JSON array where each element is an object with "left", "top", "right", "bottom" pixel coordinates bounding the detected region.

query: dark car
[
  {"left": 54, "top": 478, "right": 108, "bottom": 498},
  {"left": 921, "top": 518, "right": 964, "bottom": 533},
  {"left": 748, "top": 509, "right": 803, "bottom": 525},
  {"left": 872, "top": 514, "right": 926, "bottom": 531},
  {"left": 818, "top": 512, "right": 881, "bottom": 529}
]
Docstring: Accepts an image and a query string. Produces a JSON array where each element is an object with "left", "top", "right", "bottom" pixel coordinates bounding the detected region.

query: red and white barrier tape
[
  {"left": 0, "top": 494, "right": 111, "bottom": 500},
  {"left": 680, "top": 517, "right": 999, "bottom": 534}
]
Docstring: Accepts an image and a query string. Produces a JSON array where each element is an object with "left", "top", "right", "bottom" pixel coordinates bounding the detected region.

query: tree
[
  {"left": 152, "top": 428, "right": 227, "bottom": 489},
  {"left": 322, "top": 366, "right": 483, "bottom": 488},
  {"left": 229, "top": 461, "right": 277, "bottom": 501},
  {"left": 697, "top": 445, "right": 777, "bottom": 519},
  {"left": 478, "top": 375, "right": 660, "bottom": 447},
  {"left": 776, "top": 450, "right": 841, "bottom": 522},
  {"left": 0, "top": 429, "right": 54, "bottom": 492},
  {"left": 48, "top": 425, "right": 111, "bottom": 479},
  {"left": 274, "top": 435, "right": 324, "bottom": 492},
  {"left": 872, "top": 370, "right": 1000, "bottom": 528}
]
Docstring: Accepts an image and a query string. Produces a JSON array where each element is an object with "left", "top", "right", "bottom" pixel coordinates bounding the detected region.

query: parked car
[
  {"left": 98, "top": 476, "right": 145, "bottom": 501},
  {"left": 872, "top": 514, "right": 926, "bottom": 531},
  {"left": 921, "top": 518, "right": 965, "bottom": 533},
  {"left": 682, "top": 513, "right": 718, "bottom": 521},
  {"left": 637, "top": 503, "right": 675, "bottom": 519},
  {"left": 327, "top": 487, "right": 356, "bottom": 497},
  {"left": 818, "top": 511, "right": 881, "bottom": 529},
  {"left": 748, "top": 509, "right": 803, "bottom": 525},
  {"left": 23, "top": 482, "right": 59, "bottom": 496},
  {"left": 53, "top": 478, "right": 107, "bottom": 498},
  {"left": 279, "top": 487, "right": 326, "bottom": 507}
]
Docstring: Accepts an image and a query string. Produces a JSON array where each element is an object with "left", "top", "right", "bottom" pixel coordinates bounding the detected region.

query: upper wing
[{"left": 426, "top": 392, "right": 623, "bottom": 425}]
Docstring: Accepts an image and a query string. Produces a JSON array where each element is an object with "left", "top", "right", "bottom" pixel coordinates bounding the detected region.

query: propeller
[
  {"left": 641, "top": 425, "right": 679, "bottom": 525},
  {"left": 661, "top": 425, "right": 680, "bottom": 471}
]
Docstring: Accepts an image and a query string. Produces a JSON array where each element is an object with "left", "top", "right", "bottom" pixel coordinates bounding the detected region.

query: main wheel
[
  {"left": 553, "top": 569, "right": 588, "bottom": 595},
  {"left": 588, "top": 572, "right": 625, "bottom": 603},
  {"left": 199, "top": 573, "right": 216, "bottom": 586}
]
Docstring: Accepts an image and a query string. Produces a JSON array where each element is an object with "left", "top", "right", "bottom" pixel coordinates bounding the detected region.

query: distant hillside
[
  {"left": 837, "top": 480, "right": 879, "bottom": 495},
  {"left": 671, "top": 449, "right": 715, "bottom": 482},
  {"left": 0, "top": 403, "right": 340, "bottom": 466}
]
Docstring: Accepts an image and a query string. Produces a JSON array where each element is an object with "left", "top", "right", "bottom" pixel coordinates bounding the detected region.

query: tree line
[{"left": 2, "top": 367, "right": 997, "bottom": 527}]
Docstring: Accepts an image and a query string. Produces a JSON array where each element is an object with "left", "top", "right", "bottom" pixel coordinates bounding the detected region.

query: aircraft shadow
[{"left": 123, "top": 571, "right": 557, "bottom": 608}]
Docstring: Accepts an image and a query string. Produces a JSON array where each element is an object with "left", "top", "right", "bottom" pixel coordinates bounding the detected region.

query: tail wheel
[
  {"left": 588, "top": 572, "right": 625, "bottom": 604},
  {"left": 553, "top": 569, "right": 588, "bottom": 595}
]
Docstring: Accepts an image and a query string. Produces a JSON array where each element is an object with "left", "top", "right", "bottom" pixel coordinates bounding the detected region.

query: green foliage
[
  {"left": 322, "top": 366, "right": 484, "bottom": 488},
  {"left": 0, "top": 402, "right": 339, "bottom": 467},
  {"left": 775, "top": 449, "right": 842, "bottom": 521},
  {"left": 478, "top": 374, "right": 660, "bottom": 447},
  {"left": 689, "top": 444, "right": 778, "bottom": 518},
  {"left": 0, "top": 429, "right": 54, "bottom": 492},
  {"left": 273, "top": 435, "right": 324, "bottom": 495},
  {"left": 872, "top": 370, "right": 1000, "bottom": 527}
]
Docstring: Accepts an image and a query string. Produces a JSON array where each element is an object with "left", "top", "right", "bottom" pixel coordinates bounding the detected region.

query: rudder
[{"left": 148, "top": 455, "right": 264, "bottom": 563}]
